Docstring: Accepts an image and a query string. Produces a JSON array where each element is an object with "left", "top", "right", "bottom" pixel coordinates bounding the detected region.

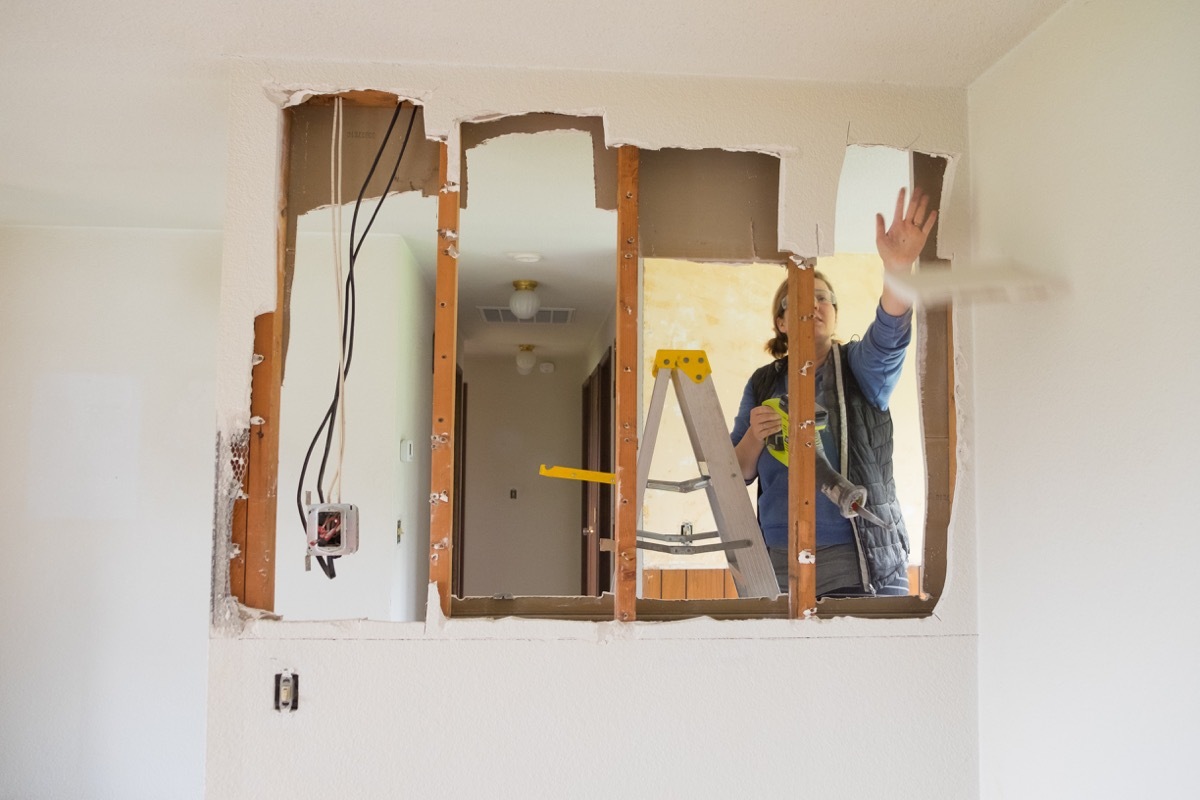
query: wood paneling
[
  {"left": 641, "top": 568, "right": 738, "bottom": 600},
  {"left": 660, "top": 569, "right": 687, "bottom": 600},
  {"left": 686, "top": 569, "right": 727, "bottom": 600},
  {"left": 641, "top": 570, "right": 662, "bottom": 600}
]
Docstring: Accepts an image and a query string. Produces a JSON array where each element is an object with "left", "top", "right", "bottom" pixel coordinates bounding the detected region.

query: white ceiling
[{"left": 1, "top": 0, "right": 1068, "bottom": 233}]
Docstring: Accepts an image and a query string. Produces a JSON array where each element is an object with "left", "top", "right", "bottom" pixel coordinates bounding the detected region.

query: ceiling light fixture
[
  {"left": 516, "top": 344, "right": 537, "bottom": 375},
  {"left": 509, "top": 279, "right": 540, "bottom": 320}
]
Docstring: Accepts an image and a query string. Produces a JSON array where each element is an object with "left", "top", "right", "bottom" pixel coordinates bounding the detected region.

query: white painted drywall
[
  {"left": 969, "top": 1, "right": 1200, "bottom": 797},
  {"left": 207, "top": 621, "right": 977, "bottom": 799},
  {"left": 0, "top": 227, "right": 214, "bottom": 798},
  {"left": 274, "top": 225, "right": 434, "bottom": 622},
  {"left": 208, "top": 61, "right": 979, "bottom": 799},
  {"left": 460, "top": 354, "right": 583, "bottom": 596}
]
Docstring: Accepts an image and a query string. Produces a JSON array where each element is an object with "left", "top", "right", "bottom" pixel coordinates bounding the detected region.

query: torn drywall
[
  {"left": 288, "top": 102, "right": 440, "bottom": 218},
  {"left": 460, "top": 113, "right": 616, "bottom": 211},
  {"left": 638, "top": 148, "right": 785, "bottom": 262}
]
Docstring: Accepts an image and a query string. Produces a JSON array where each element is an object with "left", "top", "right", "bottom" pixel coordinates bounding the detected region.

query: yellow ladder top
[{"left": 650, "top": 349, "right": 711, "bottom": 383}]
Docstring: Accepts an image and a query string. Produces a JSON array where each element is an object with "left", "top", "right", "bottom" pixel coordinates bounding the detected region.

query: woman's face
[
  {"left": 777, "top": 278, "right": 837, "bottom": 344},
  {"left": 812, "top": 278, "right": 837, "bottom": 342}
]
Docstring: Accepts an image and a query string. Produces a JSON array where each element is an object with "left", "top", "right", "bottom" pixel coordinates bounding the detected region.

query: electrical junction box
[{"left": 305, "top": 503, "right": 360, "bottom": 556}]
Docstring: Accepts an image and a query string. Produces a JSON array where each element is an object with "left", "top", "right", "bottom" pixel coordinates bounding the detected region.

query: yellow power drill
[{"left": 761, "top": 396, "right": 888, "bottom": 527}]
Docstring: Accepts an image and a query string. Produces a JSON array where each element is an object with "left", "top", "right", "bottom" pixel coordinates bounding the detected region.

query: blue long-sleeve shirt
[{"left": 731, "top": 303, "right": 912, "bottom": 548}]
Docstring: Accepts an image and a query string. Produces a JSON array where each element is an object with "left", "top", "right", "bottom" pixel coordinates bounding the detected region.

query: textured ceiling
[{"left": 0, "top": 0, "right": 1067, "bottom": 232}]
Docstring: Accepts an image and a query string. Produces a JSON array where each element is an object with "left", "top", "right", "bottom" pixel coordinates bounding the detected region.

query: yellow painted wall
[{"left": 641, "top": 255, "right": 925, "bottom": 570}]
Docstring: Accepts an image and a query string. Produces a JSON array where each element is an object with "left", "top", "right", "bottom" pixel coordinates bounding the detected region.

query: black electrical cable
[
  {"left": 296, "top": 101, "right": 409, "bottom": 576},
  {"left": 294, "top": 100, "right": 416, "bottom": 580},
  {"left": 314, "top": 104, "right": 416, "bottom": 495}
]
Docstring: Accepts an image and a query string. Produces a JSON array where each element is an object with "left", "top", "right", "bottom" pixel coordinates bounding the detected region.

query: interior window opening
[
  {"left": 639, "top": 145, "right": 930, "bottom": 605},
  {"left": 237, "top": 92, "right": 954, "bottom": 624},
  {"left": 264, "top": 96, "right": 441, "bottom": 622},
  {"left": 454, "top": 125, "right": 617, "bottom": 600}
]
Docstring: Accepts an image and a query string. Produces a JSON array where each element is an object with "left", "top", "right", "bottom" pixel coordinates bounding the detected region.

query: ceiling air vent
[{"left": 477, "top": 307, "right": 575, "bottom": 324}]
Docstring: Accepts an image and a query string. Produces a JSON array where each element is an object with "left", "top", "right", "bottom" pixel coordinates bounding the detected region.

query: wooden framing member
[
  {"left": 786, "top": 258, "right": 818, "bottom": 618},
  {"left": 238, "top": 111, "right": 293, "bottom": 612},
  {"left": 429, "top": 142, "right": 461, "bottom": 617},
  {"left": 244, "top": 312, "right": 284, "bottom": 610},
  {"left": 613, "top": 146, "right": 640, "bottom": 621}
]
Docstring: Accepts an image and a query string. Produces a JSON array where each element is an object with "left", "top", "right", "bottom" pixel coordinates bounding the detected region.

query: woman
[{"left": 731, "top": 188, "right": 936, "bottom": 596}]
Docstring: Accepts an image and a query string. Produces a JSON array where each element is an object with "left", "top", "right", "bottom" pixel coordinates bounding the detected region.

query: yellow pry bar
[
  {"left": 539, "top": 464, "right": 617, "bottom": 485},
  {"left": 651, "top": 349, "right": 712, "bottom": 383}
]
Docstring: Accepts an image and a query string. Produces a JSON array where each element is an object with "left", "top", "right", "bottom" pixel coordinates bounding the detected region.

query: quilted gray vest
[{"left": 818, "top": 342, "right": 910, "bottom": 590}]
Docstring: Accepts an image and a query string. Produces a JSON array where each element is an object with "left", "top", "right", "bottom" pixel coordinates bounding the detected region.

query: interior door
[{"left": 580, "top": 347, "right": 614, "bottom": 595}]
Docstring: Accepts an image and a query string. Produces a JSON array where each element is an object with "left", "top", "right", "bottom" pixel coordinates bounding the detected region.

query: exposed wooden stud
[
  {"left": 240, "top": 108, "right": 293, "bottom": 612},
  {"left": 614, "top": 146, "right": 640, "bottom": 621},
  {"left": 244, "top": 312, "right": 282, "bottom": 610},
  {"left": 450, "top": 593, "right": 796, "bottom": 622},
  {"left": 428, "top": 142, "right": 460, "bottom": 617},
  {"left": 786, "top": 259, "right": 817, "bottom": 618}
]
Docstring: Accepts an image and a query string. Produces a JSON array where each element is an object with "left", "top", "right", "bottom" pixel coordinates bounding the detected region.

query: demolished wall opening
[{"left": 225, "top": 92, "right": 955, "bottom": 624}]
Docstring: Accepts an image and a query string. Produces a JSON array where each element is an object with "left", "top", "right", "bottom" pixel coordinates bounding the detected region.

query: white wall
[
  {"left": 969, "top": 2, "right": 1200, "bottom": 797},
  {"left": 207, "top": 622, "right": 976, "bottom": 799},
  {"left": 0, "top": 227, "right": 214, "bottom": 798},
  {"left": 460, "top": 354, "right": 583, "bottom": 596},
  {"left": 274, "top": 227, "right": 433, "bottom": 622}
]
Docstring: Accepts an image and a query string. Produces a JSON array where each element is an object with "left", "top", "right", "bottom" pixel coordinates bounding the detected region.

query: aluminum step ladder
[{"left": 636, "top": 350, "right": 779, "bottom": 599}]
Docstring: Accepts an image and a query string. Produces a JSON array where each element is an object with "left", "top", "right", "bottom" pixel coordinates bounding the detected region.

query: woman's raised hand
[{"left": 875, "top": 186, "right": 937, "bottom": 275}]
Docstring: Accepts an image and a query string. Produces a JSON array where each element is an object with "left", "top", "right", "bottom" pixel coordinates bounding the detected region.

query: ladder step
[
  {"left": 636, "top": 539, "right": 753, "bottom": 556},
  {"left": 636, "top": 529, "right": 720, "bottom": 543},
  {"left": 645, "top": 476, "right": 711, "bottom": 493}
]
